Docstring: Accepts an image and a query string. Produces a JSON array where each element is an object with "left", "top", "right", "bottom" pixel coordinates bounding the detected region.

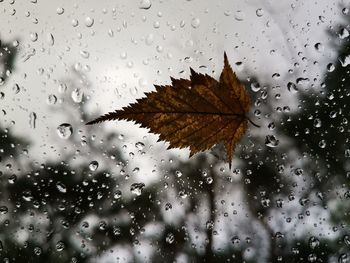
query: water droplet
[
  {"left": 84, "top": 17, "right": 94, "bottom": 27},
  {"left": 71, "top": 88, "right": 83, "bottom": 103},
  {"left": 250, "top": 82, "right": 261, "bottom": 92},
  {"left": 29, "top": 112, "right": 37, "bottom": 129},
  {"left": 313, "top": 118, "right": 322, "bottom": 128},
  {"left": 234, "top": 10, "right": 245, "bottom": 21},
  {"left": 296, "top": 77, "right": 309, "bottom": 86},
  {"left": 34, "top": 247, "right": 42, "bottom": 256},
  {"left": 276, "top": 199, "right": 284, "bottom": 208},
  {"left": 309, "top": 236, "right": 320, "bottom": 249},
  {"left": 339, "top": 55, "right": 350, "bottom": 67},
  {"left": 56, "top": 241, "right": 65, "bottom": 251},
  {"left": 30, "top": 32, "right": 38, "bottom": 42},
  {"left": 343, "top": 8, "right": 349, "bottom": 15},
  {"left": 71, "top": 19, "right": 79, "bottom": 27},
  {"left": 113, "top": 190, "right": 122, "bottom": 199},
  {"left": 130, "top": 183, "right": 145, "bottom": 196},
  {"left": 175, "top": 170, "right": 182, "bottom": 177},
  {"left": 58, "top": 83, "right": 67, "bottom": 93},
  {"left": 338, "top": 254, "right": 349, "bottom": 263},
  {"left": 13, "top": 83, "right": 20, "bottom": 94},
  {"left": 287, "top": 82, "right": 298, "bottom": 93},
  {"left": 135, "top": 142, "right": 145, "bottom": 150},
  {"left": 80, "top": 50, "right": 90, "bottom": 59},
  {"left": 265, "top": 135, "right": 279, "bottom": 147},
  {"left": 261, "top": 198, "right": 270, "bottom": 207},
  {"left": 22, "top": 191, "right": 34, "bottom": 202},
  {"left": 0, "top": 206, "right": 8, "bottom": 214},
  {"left": 139, "top": 0, "right": 152, "bottom": 10},
  {"left": 314, "top": 42, "right": 323, "bottom": 52},
  {"left": 327, "top": 63, "right": 335, "bottom": 72},
  {"left": 166, "top": 233, "right": 175, "bottom": 244},
  {"left": 339, "top": 28, "right": 349, "bottom": 39},
  {"left": 56, "top": 7, "right": 64, "bottom": 15},
  {"left": 47, "top": 94, "right": 57, "bottom": 105},
  {"left": 89, "top": 161, "right": 99, "bottom": 171},
  {"left": 165, "top": 203, "right": 172, "bottom": 210},
  {"left": 145, "top": 33, "right": 154, "bottom": 45},
  {"left": 8, "top": 174, "right": 16, "bottom": 184},
  {"left": 231, "top": 236, "right": 240, "bottom": 244},
  {"left": 256, "top": 8, "right": 264, "bottom": 17},
  {"left": 57, "top": 123, "right": 73, "bottom": 139},
  {"left": 179, "top": 190, "right": 188, "bottom": 199},
  {"left": 56, "top": 182, "right": 67, "bottom": 193},
  {"left": 191, "top": 18, "right": 200, "bottom": 28}
]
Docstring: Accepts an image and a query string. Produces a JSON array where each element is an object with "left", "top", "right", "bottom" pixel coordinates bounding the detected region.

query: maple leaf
[{"left": 87, "top": 53, "right": 258, "bottom": 168}]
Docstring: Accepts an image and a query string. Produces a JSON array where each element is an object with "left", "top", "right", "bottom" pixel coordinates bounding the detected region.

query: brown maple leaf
[{"left": 87, "top": 53, "right": 258, "bottom": 168}]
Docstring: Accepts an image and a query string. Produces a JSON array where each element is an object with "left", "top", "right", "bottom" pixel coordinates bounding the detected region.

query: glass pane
[{"left": 0, "top": 0, "right": 349, "bottom": 262}]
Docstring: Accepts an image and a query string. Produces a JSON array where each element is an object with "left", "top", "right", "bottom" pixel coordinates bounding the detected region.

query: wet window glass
[{"left": 0, "top": 0, "right": 350, "bottom": 262}]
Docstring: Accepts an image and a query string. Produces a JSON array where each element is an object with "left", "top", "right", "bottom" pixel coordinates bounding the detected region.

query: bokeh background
[{"left": 1, "top": 0, "right": 350, "bottom": 262}]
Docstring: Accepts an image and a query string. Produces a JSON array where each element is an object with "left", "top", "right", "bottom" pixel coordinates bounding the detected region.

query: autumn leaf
[{"left": 87, "top": 53, "right": 258, "bottom": 168}]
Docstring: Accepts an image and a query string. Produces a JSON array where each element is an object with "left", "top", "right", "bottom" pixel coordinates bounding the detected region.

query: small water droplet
[{"left": 57, "top": 123, "right": 73, "bottom": 139}]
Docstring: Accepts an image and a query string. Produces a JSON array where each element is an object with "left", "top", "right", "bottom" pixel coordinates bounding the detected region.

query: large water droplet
[
  {"left": 56, "top": 182, "right": 67, "bottom": 193},
  {"left": 71, "top": 88, "right": 83, "bottom": 103},
  {"left": 191, "top": 18, "right": 200, "bottom": 28},
  {"left": 47, "top": 33, "right": 54, "bottom": 46},
  {"left": 234, "top": 10, "right": 245, "bottom": 21},
  {"left": 339, "top": 28, "right": 349, "bottom": 39},
  {"left": 89, "top": 161, "right": 99, "bottom": 171},
  {"left": 265, "top": 135, "right": 279, "bottom": 147},
  {"left": 84, "top": 17, "right": 94, "bottom": 27},
  {"left": 56, "top": 241, "right": 65, "bottom": 251},
  {"left": 139, "top": 0, "right": 152, "bottom": 10},
  {"left": 130, "top": 183, "right": 145, "bottom": 196},
  {"left": 57, "top": 123, "right": 73, "bottom": 139},
  {"left": 308, "top": 236, "right": 320, "bottom": 249},
  {"left": 29, "top": 112, "right": 37, "bottom": 129}
]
